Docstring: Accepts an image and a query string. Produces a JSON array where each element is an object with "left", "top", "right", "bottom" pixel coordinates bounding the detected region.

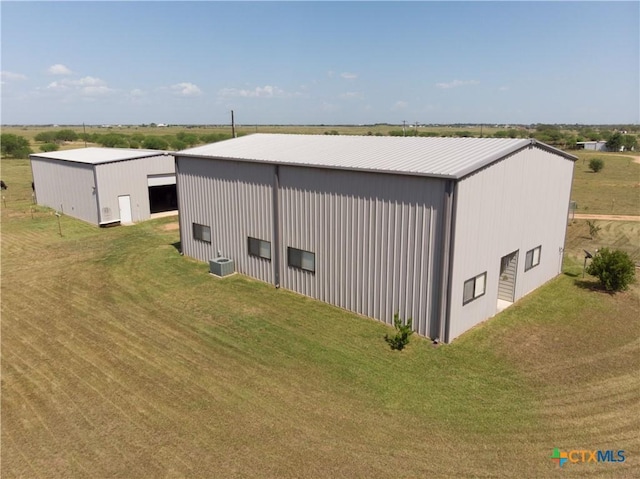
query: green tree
[
  {"left": 176, "top": 132, "right": 199, "bottom": 147},
  {"left": 589, "top": 158, "right": 604, "bottom": 173},
  {"left": 586, "top": 248, "right": 636, "bottom": 292},
  {"left": 96, "top": 133, "right": 130, "bottom": 148},
  {"left": 1, "top": 133, "right": 32, "bottom": 158},
  {"left": 34, "top": 131, "right": 57, "bottom": 143},
  {"left": 141, "top": 136, "right": 169, "bottom": 150},
  {"left": 384, "top": 314, "right": 414, "bottom": 351},
  {"left": 606, "top": 132, "right": 623, "bottom": 152},
  {"left": 54, "top": 129, "right": 79, "bottom": 142},
  {"left": 622, "top": 135, "right": 637, "bottom": 151},
  {"left": 40, "top": 143, "right": 59, "bottom": 152}
]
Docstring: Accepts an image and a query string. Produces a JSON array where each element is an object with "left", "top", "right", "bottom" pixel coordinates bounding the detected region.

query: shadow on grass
[
  {"left": 172, "top": 241, "right": 182, "bottom": 254},
  {"left": 573, "top": 279, "right": 615, "bottom": 295}
]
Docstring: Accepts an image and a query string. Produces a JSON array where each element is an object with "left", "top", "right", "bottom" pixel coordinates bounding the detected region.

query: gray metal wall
[
  {"left": 95, "top": 154, "right": 175, "bottom": 224},
  {"left": 31, "top": 157, "right": 99, "bottom": 224},
  {"left": 177, "top": 156, "right": 447, "bottom": 338},
  {"left": 176, "top": 157, "right": 275, "bottom": 284},
  {"left": 447, "top": 146, "right": 575, "bottom": 340},
  {"left": 278, "top": 166, "right": 446, "bottom": 337}
]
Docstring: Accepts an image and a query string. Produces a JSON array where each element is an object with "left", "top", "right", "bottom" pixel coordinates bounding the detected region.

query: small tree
[
  {"left": 606, "top": 132, "right": 623, "bottom": 152},
  {"left": 384, "top": 313, "right": 413, "bottom": 351},
  {"left": 1, "top": 133, "right": 32, "bottom": 158},
  {"left": 40, "top": 143, "right": 59, "bottom": 152},
  {"left": 586, "top": 220, "right": 601, "bottom": 239},
  {"left": 589, "top": 158, "right": 604, "bottom": 173},
  {"left": 586, "top": 248, "right": 636, "bottom": 292}
]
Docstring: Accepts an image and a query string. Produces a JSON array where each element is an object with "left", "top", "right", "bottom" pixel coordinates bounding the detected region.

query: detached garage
[
  {"left": 175, "top": 134, "right": 576, "bottom": 342},
  {"left": 30, "top": 147, "right": 176, "bottom": 226}
]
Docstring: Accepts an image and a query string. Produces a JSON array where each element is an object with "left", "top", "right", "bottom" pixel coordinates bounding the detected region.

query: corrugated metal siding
[
  {"left": 176, "top": 157, "right": 274, "bottom": 284},
  {"left": 448, "top": 145, "right": 575, "bottom": 340},
  {"left": 31, "top": 158, "right": 98, "bottom": 224},
  {"left": 180, "top": 134, "right": 533, "bottom": 179},
  {"left": 96, "top": 155, "right": 175, "bottom": 223},
  {"left": 278, "top": 166, "right": 445, "bottom": 336}
]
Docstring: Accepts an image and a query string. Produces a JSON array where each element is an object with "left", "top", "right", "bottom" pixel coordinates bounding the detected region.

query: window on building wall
[
  {"left": 248, "top": 237, "right": 271, "bottom": 260},
  {"left": 525, "top": 246, "right": 542, "bottom": 271},
  {"left": 288, "top": 247, "right": 315, "bottom": 273},
  {"left": 463, "top": 272, "right": 486, "bottom": 305},
  {"left": 193, "top": 223, "right": 211, "bottom": 243}
]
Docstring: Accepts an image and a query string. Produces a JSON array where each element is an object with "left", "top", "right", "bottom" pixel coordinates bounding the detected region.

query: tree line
[{"left": 1, "top": 125, "right": 637, "bottom": 159}]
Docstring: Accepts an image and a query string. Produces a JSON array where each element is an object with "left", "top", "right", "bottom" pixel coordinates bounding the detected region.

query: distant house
[
  {"left": 30, "top": 147, "right": 176, "bottom": 226},
  {"left": 175, "top": 134, "right": 576, "bottom": 342},
  {"left": 576, "top": 140, "right": 607, "bottom": 151}
]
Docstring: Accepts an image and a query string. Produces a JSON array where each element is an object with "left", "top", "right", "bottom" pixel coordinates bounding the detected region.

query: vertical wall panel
[
  {"left": 96, "top": 154, "right": 175, "bottom": 223},
  {"left": 176, "top": 157, "right": 274, "bottom": 284},
  {"left": 279, "top": 166, "right": 446, "bottom": 333},
  {"left": 448, "top": 146, "right": 575, "bottom": 340},
  {"left": 31, "top": 158, "right": 98, "bottom": 224}
]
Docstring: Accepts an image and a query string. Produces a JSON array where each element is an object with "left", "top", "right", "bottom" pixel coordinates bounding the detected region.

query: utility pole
[
  {"left": 83, "top": 123, "right": 87, "bottom": 147},
  {"left": 402, "top": 120, "right": 406, "bottom": 137},
  {"left": 231, "top": 110, "right": 237, "bottom": 138}
]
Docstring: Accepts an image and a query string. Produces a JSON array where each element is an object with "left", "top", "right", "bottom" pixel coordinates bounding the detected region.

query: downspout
[
  {"left": 93, "top": 166, "right": 102, "bottom": 224},
  {"left": 560, "top": 149, "right": 577, "bottom": 274},
  {"left": 437, "top": 179, "right": 457, "bottom": 343},
  {"left": 175, "top": 156, "right": 184, "bottom": 254},
  {"left": 272, "top": 165, "right": 281, "bottom": 288},
  {"left": 443, "top": 181, "right": 459, "bottom": 344}
]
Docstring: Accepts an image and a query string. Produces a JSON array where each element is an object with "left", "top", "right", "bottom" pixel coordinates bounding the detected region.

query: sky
[{"left": 1, "top": 1, "right": 638, "bottom": 126}]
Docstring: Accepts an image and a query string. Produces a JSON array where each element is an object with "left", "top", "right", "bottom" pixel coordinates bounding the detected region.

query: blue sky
[{"left": 1, "top": 1, "right": 638, "bottom": 125}]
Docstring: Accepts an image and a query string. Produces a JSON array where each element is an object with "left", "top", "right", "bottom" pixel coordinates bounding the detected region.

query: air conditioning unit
[{"left": 209, "top": 257, "right": 235, "bottom": 277}]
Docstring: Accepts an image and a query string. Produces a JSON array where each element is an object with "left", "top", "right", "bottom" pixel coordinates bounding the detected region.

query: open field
[
  {"left": 570, "top": 151, "right": 640, "bottom": 216},
  {"left": 2, "top": 155, "right": 639, "bottom": 477}
]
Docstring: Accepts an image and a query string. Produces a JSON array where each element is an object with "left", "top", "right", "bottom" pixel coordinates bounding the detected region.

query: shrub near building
[{"left": 586, "top": 248, "right": 636, "bottom": 292}]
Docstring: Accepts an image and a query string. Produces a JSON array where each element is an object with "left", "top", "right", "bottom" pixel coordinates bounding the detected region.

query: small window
[
  {"left": 525, "top": 246, "right": 542, "bottom": 271},
  {"left": 288, "top": 247, "right": 315, "bottom": 273},
  {"left": 193, "top": 223, "right": 211, "bottom": 243},
  {"left": 463, "top": 272, "right": 486, "bottom": 305},
  {"left": 248, "top": 237, "right": 271, "bottom": 260}
]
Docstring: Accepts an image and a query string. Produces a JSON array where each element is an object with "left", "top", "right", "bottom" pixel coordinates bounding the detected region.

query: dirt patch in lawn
[{"left": 161, "top": 222, "right": 179, "bottom": 231}]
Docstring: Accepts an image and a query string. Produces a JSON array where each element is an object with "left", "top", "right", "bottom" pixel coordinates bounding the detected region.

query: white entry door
[{"left": 118, "top": 195, "right": 133, "bottom": 224}]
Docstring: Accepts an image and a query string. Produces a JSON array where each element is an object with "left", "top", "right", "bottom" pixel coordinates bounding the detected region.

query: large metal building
[
  {"left": 175, "top": 134, "right": 576, "bottom": 342},
  {"left": 30, "top": 147, "right": 176, "bottom": 226}
]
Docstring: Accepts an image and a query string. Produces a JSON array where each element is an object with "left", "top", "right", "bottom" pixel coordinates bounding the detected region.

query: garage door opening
[{"left": 147, "top": 174, "right": 177, "bottom": 214}]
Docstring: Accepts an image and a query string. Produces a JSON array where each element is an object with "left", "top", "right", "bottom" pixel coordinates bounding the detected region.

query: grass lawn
[
  {"left": 570, "top": 151, "right": 640, "bottom": 216},
  {"left": 2, "top": 158, "right": 639, "bottom": 478}
]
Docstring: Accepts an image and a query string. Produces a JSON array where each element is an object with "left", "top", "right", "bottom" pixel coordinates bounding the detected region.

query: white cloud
[
  {"left": 499, "top": 86, "right": 509, "bottom": 91},
  {"left": 72, "top": 76, "right": 105, "bottom": 87},
  {"left": 218, "top": 85, "right": 288, "bottom": 98},
  {"left": 171, "top": 82, "right": 202, "bottom": 96},
  {"left": 1, "top": 71, "right": 27, "bottom": 82},
  {"left": 130, "top": 88, "right": 145, "bottom": 97},
  {"left": 48, "top": 64, "right": 73, "bottom": 75},
  {"left": 340, "top": 72, "right": 358, "bottom": 80},
  {"left": 392, "top": 100, "right": 408, "bottom": 110},
  {"left": 340, "top": 91, "right": 364, "bottom": 99},
  {"left": 44, "top": 75, "right": 113, "bottom": 96},
  {"left": 435, "top": 79, "right": 479, "bottom": 89}
]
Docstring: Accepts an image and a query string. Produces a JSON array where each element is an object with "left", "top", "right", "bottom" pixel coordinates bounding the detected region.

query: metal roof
[
  {"left": 30, "top": 147, "right": 172, "bottom": 165},
  {"left": 178, "top": 134, "right": 576, "bottom": 180}
]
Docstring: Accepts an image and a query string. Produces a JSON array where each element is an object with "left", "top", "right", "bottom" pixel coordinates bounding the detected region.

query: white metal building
[
  {"left": 175, "top": 134, "right": 576, "bottom": 342},
  {"left": 30, "top": 147, "right": 176, "bottom": 226}
]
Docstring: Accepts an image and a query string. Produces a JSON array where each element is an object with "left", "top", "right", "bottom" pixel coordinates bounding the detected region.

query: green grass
[
  {"left": 2, "top": 158, "right": 639, "bottom": 477},
  {"left": 570, "top": 151, "right": 640, "bottom": 215}
]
